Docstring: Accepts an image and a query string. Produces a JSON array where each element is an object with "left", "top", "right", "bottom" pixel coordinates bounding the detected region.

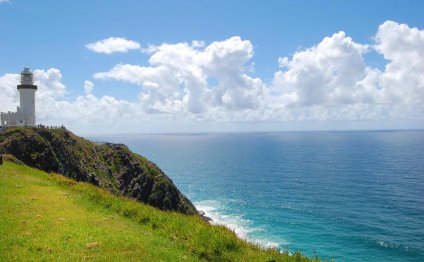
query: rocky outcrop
[{"left": 0, "top": 127, "right": 197, "bottom": 215}]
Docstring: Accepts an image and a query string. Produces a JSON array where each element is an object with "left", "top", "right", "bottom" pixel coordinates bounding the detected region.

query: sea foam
[{"left": 194, "top": 199, "right": 287, "bottom": 250}]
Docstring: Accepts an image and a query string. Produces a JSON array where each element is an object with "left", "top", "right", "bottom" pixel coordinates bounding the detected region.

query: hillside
[
  {"left": 0, "top": 158, "right": 313, "bottom": 261},
  {"left": 0, "top": 127, "right": 196, "bottom": 215}
]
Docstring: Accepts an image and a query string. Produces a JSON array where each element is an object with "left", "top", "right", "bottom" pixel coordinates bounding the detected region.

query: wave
[
  {"left": 373, "top": 239, "right": 424, "bottom": 256},
  {"left": 194, "top": 199, "right": 288, "bottom": 250}
]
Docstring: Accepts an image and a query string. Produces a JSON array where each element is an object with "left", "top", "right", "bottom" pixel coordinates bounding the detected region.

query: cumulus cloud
[
  {"left": 95, "top": 37, "right": 263, "bottom": 115},
  {"left": 269, "top": 21, "right": 424, "bottom": 122},
  {"left": 272, "top": 31, "right": 369, "bottom": 107},
  {"left": 84, "top": 80, "right": 94, "bottom": 94},
  {"left": 373, "top": 20, "right": 424, "bottom": 104},
  {"left": 86, "top": 37, "right": 141, "bottom": 54},
  {"left": 34, "top": 68, "right": 66, "bottom": 99},
  {"left": 0, "top": 73, "right": 20, "bottom": 112},
  {"left": 1, "top": 21, "right": 423, "bottom": 133}
]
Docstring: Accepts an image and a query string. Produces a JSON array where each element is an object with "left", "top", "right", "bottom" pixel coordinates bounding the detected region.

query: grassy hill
[
  {"left": 0, "top": 157, "right": 313, "bottom": 261},
  {"left": 0, "top": 127, "right": 196, "bottom": 215}
]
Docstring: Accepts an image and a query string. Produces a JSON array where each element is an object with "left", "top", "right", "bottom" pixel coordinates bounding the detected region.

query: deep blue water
[{"left": 90, "top": 131, "right": 424, "bottom": 261}]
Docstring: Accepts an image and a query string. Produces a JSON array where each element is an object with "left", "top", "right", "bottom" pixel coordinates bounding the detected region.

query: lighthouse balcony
[{"left": 17, "top": 84, "right": 38, "bottom": 90}]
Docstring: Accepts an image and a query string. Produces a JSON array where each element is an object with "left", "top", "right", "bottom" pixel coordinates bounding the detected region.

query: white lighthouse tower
[
  {"left": 0, "top": 67, "right": 38, "bottom": 127},
  {"left": 17, "top": 67, "right": 37, "bottom": 125}
]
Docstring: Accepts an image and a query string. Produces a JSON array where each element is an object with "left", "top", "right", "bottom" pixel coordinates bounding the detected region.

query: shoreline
[{"left": 195, "top": 201, "right": 285, "bottom": 251}]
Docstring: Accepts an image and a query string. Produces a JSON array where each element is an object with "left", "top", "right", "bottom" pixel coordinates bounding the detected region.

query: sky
[{"left": 0, "top": 0, "right": 423, "bottom": 134}]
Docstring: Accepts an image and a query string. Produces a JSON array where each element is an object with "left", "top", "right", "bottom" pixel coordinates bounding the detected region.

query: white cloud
[
  {"left": 34, "top": 68, "right": 66, "bottom": 100},
  {"left": 84, "top": 80, "right": 94, "bottom": 94},
  {"left": 140, "top": 44, "right": 160, "bottom": 54},
  {"left": 95, "top": 37, "right": 262, "bottom": 115},
  {"left": 1, "top": 21, "right": 423, "bottom": 133},
  {"left": 373, "top": 20, "right": 424, "bottom": 104},
  {"left": 0, "top": 73, "right": 20, "bottom": 112},
  {"left": 92, "top": 23, "right": 424, "bottom": 127},
  {"left": 0, "top": 0, "right": 10, "bottom": 3},
  {"left": 268, "top": 21, "right": 424, "bottom": 122},
  {"left": 86, "top": 37, "right": 141, "bottom": 54},
  {"left": 192, "top": 40, "right": 205, "bottom": 48},
  {"left": 272, "top": 31, "right": 369, "bottom": 107}
]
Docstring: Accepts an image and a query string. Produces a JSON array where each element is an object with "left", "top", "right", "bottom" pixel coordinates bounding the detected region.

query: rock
[
  {"left": 199, "top": 211, "right": 212, "bottom": 222},
  {"left": 89, "top": 172, "right": 99, "bottom": 186}
]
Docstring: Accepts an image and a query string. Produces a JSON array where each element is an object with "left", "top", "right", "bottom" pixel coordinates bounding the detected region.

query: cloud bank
[{"left": 1, "top": 21, "right": 423, "bottom": 133}]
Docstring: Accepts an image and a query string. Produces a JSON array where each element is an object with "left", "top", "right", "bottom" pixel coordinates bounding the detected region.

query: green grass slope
[
  {"left": 0, "top": 159, "right": 314, "bottom": 262},
  {"left": 0, "top": 127, "right": 196, "bottom": 215}
]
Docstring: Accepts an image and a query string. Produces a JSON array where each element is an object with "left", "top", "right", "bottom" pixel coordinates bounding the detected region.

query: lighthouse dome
[{"left": 21, "top": 67, "right": 33, "bottom": 75}]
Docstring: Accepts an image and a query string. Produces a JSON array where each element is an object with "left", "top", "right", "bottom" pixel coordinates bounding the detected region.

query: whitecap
[{"left": 194, "top": 199, "right": 288, "bottom": 250}]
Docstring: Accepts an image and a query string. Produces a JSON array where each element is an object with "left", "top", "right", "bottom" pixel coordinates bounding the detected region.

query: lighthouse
[
  {"left": 17, "top": 67, "right": 37, "bottom": 125},
  {"left": 0, "top": 67, "right": 38, "bottom": 126}
]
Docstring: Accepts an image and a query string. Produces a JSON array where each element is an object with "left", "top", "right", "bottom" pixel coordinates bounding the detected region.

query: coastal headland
[{"left": 0, "top": 126, "right": 313, "bottom": 261}]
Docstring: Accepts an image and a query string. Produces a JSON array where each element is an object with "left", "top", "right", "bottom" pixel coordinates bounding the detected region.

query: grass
[
  {"left": 0, "top": 127, "right": 197, "bottom": 214},
  {"left": 0, "top": 158, "right": 314, "bottom": 261}
]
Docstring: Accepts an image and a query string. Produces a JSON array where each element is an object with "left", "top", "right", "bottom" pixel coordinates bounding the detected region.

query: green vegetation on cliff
[
  {"left": 0, "top": 127, "right": 196, "bottom": 214},
  {"left": 0, "top": 159, "right": 313, "bottom": 261}
]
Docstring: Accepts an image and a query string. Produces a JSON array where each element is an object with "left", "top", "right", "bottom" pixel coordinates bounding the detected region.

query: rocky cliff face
[{"left": 0, "top": 127, "right": 197, "bottom": 215}]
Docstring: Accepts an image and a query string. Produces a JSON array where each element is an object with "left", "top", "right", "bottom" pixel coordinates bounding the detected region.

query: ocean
[{"left": 89, "top": 131, "right": 424, "bottom": 261}]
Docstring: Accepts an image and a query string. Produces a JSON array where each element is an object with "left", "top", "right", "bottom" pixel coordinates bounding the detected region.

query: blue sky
[{"left": 1, "top": 1, "right": 423, "bottom": 133}]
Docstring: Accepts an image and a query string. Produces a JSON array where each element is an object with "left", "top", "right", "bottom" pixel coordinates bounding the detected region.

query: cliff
[{"left": 0, "top": 127, "right": 196, "bottom": 215}]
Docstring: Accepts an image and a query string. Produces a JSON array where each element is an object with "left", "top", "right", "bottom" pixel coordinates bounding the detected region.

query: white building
[{"left": 1, "top": 67, "right": 38, "bottom": 126}]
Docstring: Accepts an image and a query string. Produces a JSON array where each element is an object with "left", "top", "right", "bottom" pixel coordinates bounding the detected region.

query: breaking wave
[{"left": 194, "top": 199, "right": 288, "bottom": 250}]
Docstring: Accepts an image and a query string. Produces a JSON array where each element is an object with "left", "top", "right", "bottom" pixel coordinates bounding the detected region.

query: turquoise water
[{"left": 91, "top": 131, "right": 424, "bottom": 261}]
